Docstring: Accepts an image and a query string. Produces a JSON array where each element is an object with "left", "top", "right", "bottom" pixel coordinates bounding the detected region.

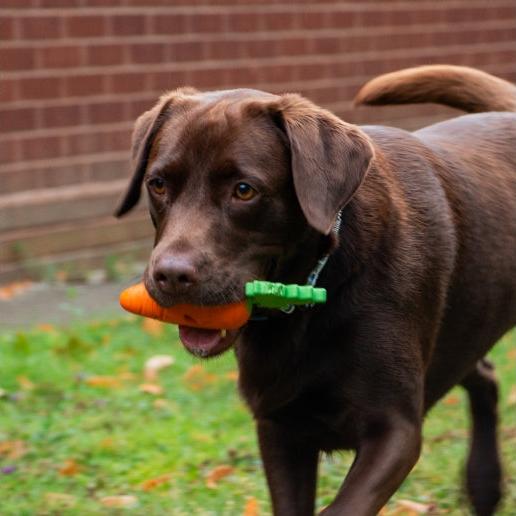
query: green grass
[{"left": 0, "top": 318, "right": 514, "bottom": 515}]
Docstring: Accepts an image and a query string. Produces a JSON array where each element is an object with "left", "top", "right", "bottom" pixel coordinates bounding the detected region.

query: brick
[
  {"left": 295, "top": 11, "right": 329, "bottom": 30},
  {"left": 66, "top": 15, "right": 107, "bottom": 38},
  {"left": 1, "top": 47, "right": 36, "bottom": 71},
  {"left": 129, "top": 98, "right": 157, "bottom": 119},
  {"left": 149, "top": 70, "right": 189, "bottom": 92},
  {"left": 0, "top": 107, "right": 37, "bottom": 133},
  {"left": 86, "top": 101, "right": 127, "bottom": 124},
  {"left": 169, "top": 41, "right": 205, "bottom": 62},
  {"left": 130, "top": 43, "right": 166, "bottom": 64},
  {"left": 152, "top": 14, "right": 189, "bottom": 35},
  {"left": 41, "top": 45, "right": 83, "bottom": 68},
  {"left": 111, "top": 15, "right": 147, "bottom": 36},
  {"left": 0, "top": 78, "right": 19, "bottom": 102},
  {"left": 88, "top": 159, "right": 127, "bottom": 182},
  {"left": 67, "top": 131, "right": 105, "bottom": 155},
  {"left": 64, "top": 74, "right": 106, "bottom": 96},
  {"left": 20, "top": 135, "right": 62, "bottom": 161},
  {"left": 206, "top": 39, "right": 244, "bottom": 60},
  {"left": 278, "top": 38, "right": 309, "bottom": 56},
  {"left": 106, "top": 127, "right": 132, "bottom": 152},
  {"left": 87, "top": 44, "right": 125, "bottom": 66},
  {"left": 41, "top": 104, "right": 83, "bottom": 128},
  {"left": 0, "top": 18, "right": 16, "bottom": 40},
  {"left": 0, "top": 140, "right": 20, "bottom": 165},
  {"left": 109, "top": 72, "right": 146, "bottom": 94},
  {"left": 190, "top": 13, "right": 226, "bottom": 33},
  {"left": 226, "top": 13, "right": 261, "bottom": 32},
  {"left": 18, "top": 16, "right": 62, "bottom": 39},
  {"left": 262, "top": 12, "right": 296, "bottom": 31},
  {"left": 20, "top": 76, "right": 63, "bottom": 100}
]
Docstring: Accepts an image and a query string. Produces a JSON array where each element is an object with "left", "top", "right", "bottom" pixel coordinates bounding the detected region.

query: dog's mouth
[{"left": 178, "top": 326, "right": 240, "bottom": 358}]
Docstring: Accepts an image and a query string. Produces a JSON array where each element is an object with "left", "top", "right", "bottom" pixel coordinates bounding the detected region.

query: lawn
[{"left": 0, "top": 317, "right": 514, "bottom": 515}]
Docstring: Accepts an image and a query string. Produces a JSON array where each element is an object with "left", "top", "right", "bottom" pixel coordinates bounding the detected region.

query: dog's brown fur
[{"left": 116, "top": 65, "right": 516, "bottom": 515}]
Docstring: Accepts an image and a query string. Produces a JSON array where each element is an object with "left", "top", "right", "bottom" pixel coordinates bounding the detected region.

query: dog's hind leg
[{"left": 460, "top": 359, "right": 503, "bottom": 516}]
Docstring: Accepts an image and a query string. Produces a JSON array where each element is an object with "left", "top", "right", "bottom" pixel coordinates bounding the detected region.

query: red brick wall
[{"left": 2, "top": 0, "right": 516, "bottom": 281}]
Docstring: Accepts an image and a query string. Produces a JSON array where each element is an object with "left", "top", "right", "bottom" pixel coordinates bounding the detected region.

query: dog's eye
[
  {"left": 233, "top": 182, "right": 256, "bottom": 201},
  {"left": 148, "top": 177, "right": 166, "bottom": 195}
]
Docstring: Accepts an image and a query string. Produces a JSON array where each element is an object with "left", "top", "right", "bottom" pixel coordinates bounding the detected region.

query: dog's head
[{"left": 116, "top": 87, "right": 373, "bottom": 356}]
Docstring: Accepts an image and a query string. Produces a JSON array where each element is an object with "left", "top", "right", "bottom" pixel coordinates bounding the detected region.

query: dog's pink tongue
[{"left": 178, "top": 326, "right": 222, "bottom": 356}]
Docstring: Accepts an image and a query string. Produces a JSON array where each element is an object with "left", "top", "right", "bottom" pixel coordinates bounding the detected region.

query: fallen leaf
[
  {"left": 139, "top": 383, "right": 164, "bottom": 395},
  {"left": 153, "top": 398, "right": 170, "bottom": 409},
  {"left": 17, "top": 375, "right": 35, "bottom": 391},
  {"left": 36, "top": 323, "right": 56, "bottom": 333},
  {"left": 99, "top": 437, "right": 115, "bottom": 450},
  {"left": 243, "top": 496, "right": 259, "bottom": 516},
  {"left": 0, "top": 280, "right": 33, "bottom": 300},
  {"left": 225, "top": 370, "right": 239, "bottom": 381},
  {"left": 100, "top": 495, "right": 138, "bottom": 508},
  {"left": 142, "top": 318, "right": 164, "bottom": 337},
  {"left": 144, "top": 355, "right": 175, "bottom": 382},
  {"left": 205, "top": 464, "right": 234, "bottom": 488},
  {"left": 508, "top": 386, "right": 516, "bottom": 406},
  {"left": 443, "top": 394, "right": 460, "bottom": 406},
  {"left": 59, "top": 459, "right": 80, "bottom": 476},
  {"left": 394, "top": 499, "right": 436, "bottom": 514},
  {"left": 140, "top": 473, "right": 172, "bottom": 491},
  {"left": 85, "top": 376, "right": 120, "bottom": 388},
  {"left": 45, "top": 492, "right": 77, "bottom": 507},
  {"left": 0, "top": 440, "right": 27, "bottom": 460},
  {"left": 118, "top": 371, "right": 137, "bottom": 381},
  {"left": 183, "top": 365, "right": 217, "bottom": 391},
  {"left": 507, "top": 348, "right": 516, "bottom": 360}
]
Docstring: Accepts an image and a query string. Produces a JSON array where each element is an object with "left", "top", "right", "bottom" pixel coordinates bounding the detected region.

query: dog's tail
[{"left": 355, "top": 65, "right": 516, "bottom": 113}]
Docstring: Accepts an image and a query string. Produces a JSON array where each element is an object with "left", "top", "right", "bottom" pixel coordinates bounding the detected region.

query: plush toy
[{"left": 119, "top": 280, "right": 326, "bottom": 330}]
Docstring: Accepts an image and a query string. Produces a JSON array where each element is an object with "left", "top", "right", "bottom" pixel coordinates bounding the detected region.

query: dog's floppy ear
[
  {"left": 115, "top": 87, "right": 199, "bottom": 217},
  {"left": 271, "top": 94, "right": 374, "bottom": 234}
]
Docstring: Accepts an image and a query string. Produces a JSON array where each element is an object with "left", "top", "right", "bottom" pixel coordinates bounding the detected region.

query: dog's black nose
[{"left": 153, "top": 255, "right": 198, "bottom": 293}]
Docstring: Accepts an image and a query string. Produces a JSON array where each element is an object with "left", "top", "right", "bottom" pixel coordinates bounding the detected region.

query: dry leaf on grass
[
  {"left": 36, "top": 323, "right": 56, "bottom": 333},
  {"left": 243, "top": 496, "right": 259, "bottom": 516},
  {"left": 508, "top": 386, "right": 516, "bottom": 406},
  {"left": 153, "top": 398, "right": 170, "bottom": 409},
  {"left": 99, "top": 437, "right": 115, "bottom": 450},
  {"left": 45, "top": 492, "right": 77, "bottom": 507},
  {"left": 142, "top": 318, "right": 164, "bottom": 337},
  {"left": 59, "top": 459, "right": 80, "bottom": 476},
  {"left": 85, "top": 376, "right": 120, "bottom": 388},
  {"left": 442, "top": 394, "right": 460, "bottom": 405},
  {"left": 391, "top": 499, "right": 437, "bottom": 515},
  {"left": 140, "top": 473, "right": 172, "bottom": 491},
  {"left": 0, "top": 440, "right": 27, "bottom": 460},
  {"left": 225, "top": 370, "right": 239, "bottom": 381},
  {"left": 507, "top": 348, "right": 516, "bottom": 360},
  {"left": 144, "top": 355, "right": 175, "bottom": 382},
  {"left": 183, "top": 365, "right": 217, "bottom": 391},
  {"left": 17, "top": 375, "right": 35, "bottom": 391},
  {"left": 118, "top": 371, "right": 137, "bottom": 381},
  {"left": 139, "top": 383, "right": 164, "bottom": 395},
  {"left": 100, "top": 495, "right": 138, "bottom": 508},
  {"left": 205, "top": 464, "right": 234, "bottom": 488}
]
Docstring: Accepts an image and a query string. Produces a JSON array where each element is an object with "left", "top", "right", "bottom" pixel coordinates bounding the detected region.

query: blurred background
[
  {"left": 2, "top": 0, "right": 516, "bottom": 286},
  {"left": 1, "top": 3, "right": 516, "bottom": 514}
]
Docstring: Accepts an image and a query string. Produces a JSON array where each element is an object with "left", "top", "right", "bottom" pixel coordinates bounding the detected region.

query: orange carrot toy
[{"left": 119, "top": 282, "right": 251, "bottom": 330}]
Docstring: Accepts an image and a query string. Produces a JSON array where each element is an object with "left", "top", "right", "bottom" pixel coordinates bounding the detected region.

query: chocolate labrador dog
[{"left": 115, "top": 65, "right": 516, "bottom": 515}]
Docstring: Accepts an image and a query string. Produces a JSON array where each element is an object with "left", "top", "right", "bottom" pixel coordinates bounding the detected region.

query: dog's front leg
[
  {"left": 257, "top": 418, "right": 319, "bottom": 516},
  {"left": 320, "top": 414, "right": 421, "bottom": 516}
]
